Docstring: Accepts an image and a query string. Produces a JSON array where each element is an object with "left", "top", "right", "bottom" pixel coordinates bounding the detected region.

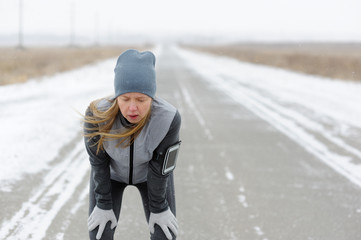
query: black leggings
[{"left": 88, "top": 172, "right": 177, "bottom": 240}]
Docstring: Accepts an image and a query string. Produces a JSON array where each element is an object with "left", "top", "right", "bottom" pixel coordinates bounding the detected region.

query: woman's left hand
[{"left": 149, "top": 208, "right": 178, "bottom": 239}]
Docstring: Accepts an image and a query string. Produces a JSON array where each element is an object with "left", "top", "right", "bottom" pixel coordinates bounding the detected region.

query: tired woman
[{"left": 83, "top": 49, "right": 181, "bottom": 240}]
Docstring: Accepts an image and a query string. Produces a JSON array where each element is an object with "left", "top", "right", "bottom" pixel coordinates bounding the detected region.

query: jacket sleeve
[
  {"left": 84, "top": 108, "right": 113, "bottom": 210},
  {"left": 147, "top": 110, "right": 181, "bottom": 213}
]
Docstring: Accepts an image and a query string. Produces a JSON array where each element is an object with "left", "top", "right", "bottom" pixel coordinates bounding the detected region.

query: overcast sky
[{"left": 0, "top": 0, "right": 360, "bottom": 45}]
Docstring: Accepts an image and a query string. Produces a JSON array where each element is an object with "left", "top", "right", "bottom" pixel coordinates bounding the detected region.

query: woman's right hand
[{"left": 88, "top": 206, "right": 117, "bottom": 240}]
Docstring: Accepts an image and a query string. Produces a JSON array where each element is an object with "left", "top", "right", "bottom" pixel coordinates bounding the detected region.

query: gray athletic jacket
[{"left": 84, "top": 97, "right": 181, "bottom": 213}]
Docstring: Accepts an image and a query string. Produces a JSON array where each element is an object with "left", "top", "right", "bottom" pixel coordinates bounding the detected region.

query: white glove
[
  {"left": 88, "top": 206, "right": 117, "bottom": 240},
  {"left": 149, "top": 208, "right": 178, "bottom": 240}
]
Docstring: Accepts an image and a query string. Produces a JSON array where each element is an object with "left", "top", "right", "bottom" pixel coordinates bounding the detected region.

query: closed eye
[{"left": 137, "top": 98, "right": 147, "bottom": 102}]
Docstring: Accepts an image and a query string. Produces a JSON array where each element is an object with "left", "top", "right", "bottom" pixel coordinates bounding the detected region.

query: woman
[{"left": 83, "top": 49, "right": 181, "bottom": 240}]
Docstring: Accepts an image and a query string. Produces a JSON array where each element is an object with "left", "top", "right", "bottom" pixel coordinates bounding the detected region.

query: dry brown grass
[
  {"left": 183, "top": 43, "right": 361, "bottom": 81},
  {"left": 0, "top": 45, "right": 151, "bottom": 85}
]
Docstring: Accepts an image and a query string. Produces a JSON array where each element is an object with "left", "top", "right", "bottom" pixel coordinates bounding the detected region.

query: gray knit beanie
[{"left": 114, "top": 49, "right": 156, "bottom": 99}]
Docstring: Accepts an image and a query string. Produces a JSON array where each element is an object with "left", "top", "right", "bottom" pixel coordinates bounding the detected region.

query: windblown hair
[{"left": 83, "top": 97, "right": 151, "bottom": 155}]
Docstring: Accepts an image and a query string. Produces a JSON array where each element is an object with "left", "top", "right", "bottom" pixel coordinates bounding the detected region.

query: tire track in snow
[
  {"left": 225, "top": 76, "right": 361, "bottom": 161},
  {"left": 179, "top": 82, "right": 214, "bottom": 141},
  {"left": 54, "top": 184, "right": 89, "bottom": 240},
  {"left": 175, "top": 47, "right": 361, "bottom": 188},
  {"left": 0, "top": 137, "right": 89, "bottom": 240},
  {"left": 212, "top": 76, "right": 361, "bottom": 187}
]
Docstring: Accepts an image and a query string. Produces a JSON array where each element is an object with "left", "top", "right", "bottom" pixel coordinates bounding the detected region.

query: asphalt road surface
[{"left": 1, "top": 45, "right": 361, "bottom": 240}]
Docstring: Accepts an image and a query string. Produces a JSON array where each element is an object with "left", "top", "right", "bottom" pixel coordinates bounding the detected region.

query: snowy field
[{"left": 1, "top": 45, "right": 361, "bottom": 239}]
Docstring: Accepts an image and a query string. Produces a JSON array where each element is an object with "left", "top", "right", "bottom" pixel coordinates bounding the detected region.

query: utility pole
[
  {"left": 18, "top": 0, "right": 24, "bottom": 49},
  {"left": 69, "top": 1, "right": 75, "bottom": 47},
  {"left": 94, "top": 11, "right": 99, "bottom": 46}
]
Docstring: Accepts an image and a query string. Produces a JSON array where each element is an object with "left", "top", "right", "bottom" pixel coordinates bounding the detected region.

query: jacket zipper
[{"left": 129, "top": 137, "right": 134, "bottom": 185}]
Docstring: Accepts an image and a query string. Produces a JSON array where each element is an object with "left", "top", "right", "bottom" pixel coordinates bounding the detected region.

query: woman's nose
[{"left": 129, "top": 102, "right": 137, "bottom": 111}]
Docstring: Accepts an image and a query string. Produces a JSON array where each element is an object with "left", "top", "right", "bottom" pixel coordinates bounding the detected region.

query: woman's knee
[{"left": 150, "top": 224, "right": 177, "bottom": 240}]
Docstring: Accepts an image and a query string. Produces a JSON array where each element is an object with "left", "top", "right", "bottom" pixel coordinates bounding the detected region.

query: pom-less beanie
[{"left": 114, "top": 49, "right": 156, "bottom": 99}]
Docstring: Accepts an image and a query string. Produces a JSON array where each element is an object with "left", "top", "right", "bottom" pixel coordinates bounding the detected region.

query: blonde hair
[{"left": 84, "top": 97, "right": 151, "bottom": 154}]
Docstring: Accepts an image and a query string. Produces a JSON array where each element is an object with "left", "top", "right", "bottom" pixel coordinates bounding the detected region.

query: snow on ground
[
  {"left": 0, "top": 58, "right": 116, "bottom": 191},
  {"left": 174, "top": 46, "right": 361, "bottom": 188},
  {"left": 0, "top": 47, "right": 163, "bottom": 193},
  {"left": 1, "top": 44, "right": 361, "bottom": 239},
  {"left": 1, "top": 44, "right": 361, "bottom": 193}
]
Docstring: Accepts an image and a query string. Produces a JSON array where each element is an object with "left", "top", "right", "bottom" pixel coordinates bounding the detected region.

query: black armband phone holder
[{"left": 161, "top": 141, "right": 181, "bottom": 175}]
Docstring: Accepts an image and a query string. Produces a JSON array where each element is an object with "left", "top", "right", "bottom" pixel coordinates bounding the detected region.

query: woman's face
[{"left": 117, "top": 92, "right": 152, "bottom": 123}]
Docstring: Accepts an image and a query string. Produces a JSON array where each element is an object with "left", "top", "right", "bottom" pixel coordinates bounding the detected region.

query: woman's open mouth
[{"left": 128, "top": 114, "right": 139, "bottom": 121}]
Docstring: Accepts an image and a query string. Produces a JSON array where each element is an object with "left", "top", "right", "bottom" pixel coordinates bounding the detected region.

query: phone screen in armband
[{"left": 162, "top": 142, "right": 181, "bottom": 175}]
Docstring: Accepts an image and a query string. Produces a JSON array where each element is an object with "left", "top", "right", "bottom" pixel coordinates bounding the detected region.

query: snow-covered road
[
  {"left": 1, "top": 45, "right": 361, "bottom": 239},
  {"left": 0, "top": 56, "right": 117, "bottom": 240},
  {"left": 176, "top": 47, "right": 361, "bottom": 188}
]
